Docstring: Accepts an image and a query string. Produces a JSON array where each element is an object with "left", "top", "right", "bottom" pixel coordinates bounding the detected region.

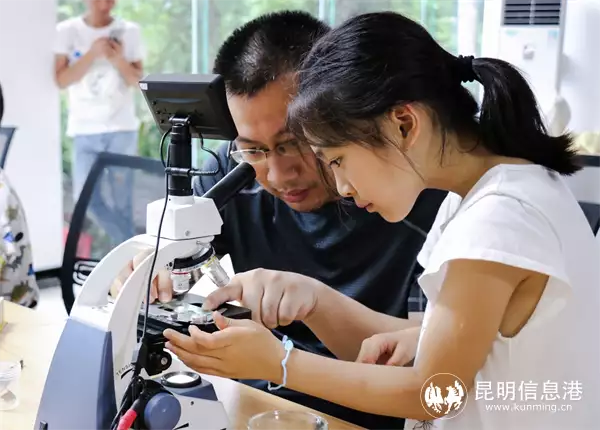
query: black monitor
[{"left": 139, "top": 73, "right": 237, "bottom": 141}]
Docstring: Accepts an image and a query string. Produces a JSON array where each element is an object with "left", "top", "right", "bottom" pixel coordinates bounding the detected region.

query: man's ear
[{"left": 387, "top": 104, "right": 419, "bottom": 151}]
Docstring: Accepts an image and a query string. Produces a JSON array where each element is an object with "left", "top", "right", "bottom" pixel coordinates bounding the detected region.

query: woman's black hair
[{"left": 288, "top": 12, "right": 580, "bottom": 175}]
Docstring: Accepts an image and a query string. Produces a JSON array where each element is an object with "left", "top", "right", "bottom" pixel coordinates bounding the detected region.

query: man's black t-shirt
[{"left": 193, "top": 144, "right": 447, "bottom": 429}]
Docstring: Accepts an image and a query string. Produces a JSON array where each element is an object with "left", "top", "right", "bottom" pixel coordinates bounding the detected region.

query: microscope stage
[{"left": 137, "top": 293, "right": 251, "bottom": 343}]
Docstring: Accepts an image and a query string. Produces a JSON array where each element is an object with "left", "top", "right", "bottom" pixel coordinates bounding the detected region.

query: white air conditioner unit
[{"left": 481, "top": 0, "right": 569, "bottom": 134}]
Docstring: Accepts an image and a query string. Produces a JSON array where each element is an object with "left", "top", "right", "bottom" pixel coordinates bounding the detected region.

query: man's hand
[
  {"left": 106, "top": 39, "right": 124, "bottom": 63},
  {"left": 105, "top": 38, "right": 143, "bottom": 86},
  {"left": 202, "top": 268, "right": 324, "bottom": 329},
  {"left": 110, "top": 249, "right": 173, "bottom": 303},
  {"left": 356, "top": 327, "right": 421, "bottom": 366},
  {"left": 89, "top": 37, "right": 112, "bottom": 59},
  {"left": 54, "top": 37, "right": 110, "bottom": 89}
]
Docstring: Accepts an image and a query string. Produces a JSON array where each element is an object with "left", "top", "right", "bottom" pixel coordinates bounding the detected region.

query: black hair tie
[{"left": 456, "top": 55, "right": 477, "bottom": 83}]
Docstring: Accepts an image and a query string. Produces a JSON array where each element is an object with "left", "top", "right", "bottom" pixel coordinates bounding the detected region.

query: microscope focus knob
[{"left": 144, "top": 392, "right": 181, "bottom": 430}]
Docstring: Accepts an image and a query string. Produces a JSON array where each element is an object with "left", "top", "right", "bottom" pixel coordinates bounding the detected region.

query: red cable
[{"left": 116, "top": 409, "right": 138, "bottom": 430}]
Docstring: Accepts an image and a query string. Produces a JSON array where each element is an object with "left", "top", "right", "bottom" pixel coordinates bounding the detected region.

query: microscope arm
[{"left": 70, "top": 234, "right": 215, "bottom": 412}]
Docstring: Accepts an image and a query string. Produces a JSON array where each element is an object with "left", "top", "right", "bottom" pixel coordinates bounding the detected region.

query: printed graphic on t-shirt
[
  {"left": 0, "top": 173, "right": 39, "bottom": 308},
  {"left": 57, "top": 17, "right": 141, "bottom": 135}
]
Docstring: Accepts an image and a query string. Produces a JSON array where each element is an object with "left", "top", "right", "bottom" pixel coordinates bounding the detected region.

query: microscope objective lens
[{"left": 200, "top": 255, "right": 230, "bottom": 288}]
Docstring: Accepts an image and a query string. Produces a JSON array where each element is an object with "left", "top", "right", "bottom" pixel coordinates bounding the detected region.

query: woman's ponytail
[
  {"left": 469, "top": 56, "right": 580, "bottom": 175},
  {"left": 287, "top": 12, "right": 582, "bottom": 176}
]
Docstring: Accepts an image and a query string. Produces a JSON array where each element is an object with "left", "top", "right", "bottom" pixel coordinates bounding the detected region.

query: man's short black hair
[{"left": 213, "top": 10, "right": 329, "bottom": 96}]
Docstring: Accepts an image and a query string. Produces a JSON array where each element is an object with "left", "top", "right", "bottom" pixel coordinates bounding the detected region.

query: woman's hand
[
  {"left": 202, "top": 268, "right": 324, "bottom": 329},
  {"left": 164, "top": 312, "right": 286, "bottom": 382},
  {"left": 356, "top": 326, "right": 421, "bottom": 366}
]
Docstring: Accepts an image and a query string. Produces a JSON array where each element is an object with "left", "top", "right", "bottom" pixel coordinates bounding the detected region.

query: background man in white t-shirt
[{"left": 54, "top": 0, "right": 144, "bottom": 246}]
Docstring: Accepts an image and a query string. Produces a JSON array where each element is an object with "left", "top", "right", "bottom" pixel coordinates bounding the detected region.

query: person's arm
[
  {"left": 305, "top": 282, "right": 421, "bottom": 361},
  {"left": 300, "top": 197, "right": 441, "bottom": 361},
  {"left": 54, "top": 51, "right": 97, "bottom": 89},
  {"left": 167, "top": 195, "right": 566, "bottom": 419},
  {"left": 111, "top": 56, "right": 143, "bottom": 87},
  {"left": 110, "top": 24, "right": 144, "bottom": 87},
  {"left": 277, "top": 258, "right": 533, "bottom": 420},
  {"left": 53, "top": 22, "right": 106, "bottom": 89}
]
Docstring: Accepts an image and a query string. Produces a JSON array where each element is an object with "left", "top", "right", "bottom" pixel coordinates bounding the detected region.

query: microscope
[{"left": 35, "top": 74, "right": 255, "bottom": 430}]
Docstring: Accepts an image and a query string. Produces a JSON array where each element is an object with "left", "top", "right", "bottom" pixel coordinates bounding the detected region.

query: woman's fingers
[
  {"left": 261, "top": 286, "right": 284, "bottom": 329},
  {"left": 386, "top": 344, "right": 410, "bottom": 366},
  {"left": 165, "top": 341, "right": 223, "bottom": 375},
  {"left": 356, "top": 336, "right": 387, "bottom": 364}
]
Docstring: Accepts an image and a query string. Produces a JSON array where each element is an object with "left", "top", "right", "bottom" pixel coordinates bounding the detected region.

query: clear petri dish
[{"left": 248, "top": 410, "right": 328, "bottom": 430}]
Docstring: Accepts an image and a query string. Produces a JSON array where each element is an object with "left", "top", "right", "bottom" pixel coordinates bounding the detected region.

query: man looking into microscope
[{"left": 113, "top": 11, "right": 446, "bottom": 429}]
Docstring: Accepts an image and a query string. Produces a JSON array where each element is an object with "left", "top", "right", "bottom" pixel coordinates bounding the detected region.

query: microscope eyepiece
[{"left": 202, "top": 162, "right": 256, "bottom": 210}]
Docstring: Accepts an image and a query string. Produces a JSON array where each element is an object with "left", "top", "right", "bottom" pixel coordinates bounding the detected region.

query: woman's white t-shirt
[{"left": 404, "top": 164, "right": 600, "bottom": 430}]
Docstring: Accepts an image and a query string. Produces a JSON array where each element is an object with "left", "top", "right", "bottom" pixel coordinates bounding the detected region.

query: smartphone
[{"left": 109, "top": 29, "right": 123, "bottom": 44}]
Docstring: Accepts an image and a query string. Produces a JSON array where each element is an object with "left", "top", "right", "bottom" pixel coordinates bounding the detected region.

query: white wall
[
  {"left": 480, "top": 0, "right": 503, "bottom": 64},
  {"left": 480, "top": 0, "right": 600, "bottom": 133},
  {"left": 560, "top": 0, "right": 600, "bottom": 133},
  {"left": 0, "top": 0, "right": 64, "bottom": 271},
  {"left": 457, "top": 0, "right": 480, "bottom": 56}
]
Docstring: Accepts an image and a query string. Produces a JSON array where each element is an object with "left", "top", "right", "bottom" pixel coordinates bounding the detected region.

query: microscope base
[{"left": 35, "top": 317, "right": 229, "bottom": 430}]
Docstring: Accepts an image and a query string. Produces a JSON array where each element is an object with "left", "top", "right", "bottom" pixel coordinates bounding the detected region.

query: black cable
[
  {"left": 131, "top": 149, "right": 171, "bottom": 430},
  {"left": 130, "top": 376, "right": 144, "bottom": 430},
  {"left": 110, "top": 377, "right": 135, "bottom": 430},
  {"left": 197, "top": 132, "right": 222, "bottom": 176},
  {"left": 159, "top": 129, "right": 171, "bottom": 168},
  {"left": 164, "top": 136, "right": 225, "bottom": 179},
  {"left": 110, "top": 153, "right": 170, "bottom": 430},
  {"left": 141, "top": 150, "right": 171, "bottom": 343},
  {"left": 162, "top": 131, "right": 222, "bottom": 177},
  {"left": 110, "top": 127, "right": 222, "bottom": 429},
  {"left": 110, "top": 395, "right": 129, "bottom": 430}
]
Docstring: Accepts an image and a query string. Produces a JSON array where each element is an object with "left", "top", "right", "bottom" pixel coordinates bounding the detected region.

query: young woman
[{"left": 164, "top": 12, "right": 600, "bottom": 429}]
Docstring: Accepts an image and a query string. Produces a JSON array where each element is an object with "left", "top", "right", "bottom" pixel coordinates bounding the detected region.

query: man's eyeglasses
[{"left": 229, "top": 139, "right": 309, "bottom": 165}]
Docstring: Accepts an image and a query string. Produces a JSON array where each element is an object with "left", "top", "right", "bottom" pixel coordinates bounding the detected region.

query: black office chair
[
  {"left": 576, "top": 154, "right": 600, "bottom": 168},
  {"left": 566, "top": 155, "right": 600, "bottom": 235},
  {"left": 61, "top": 152, "right": 165, "bottom": 314},
  {"left": 580, "top": 204, "right": 600, "bottom": 236},
  {"left": 0, "top": 126, "right": 16, "bottom": 168}
]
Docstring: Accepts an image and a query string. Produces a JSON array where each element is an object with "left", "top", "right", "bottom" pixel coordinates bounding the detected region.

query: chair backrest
[
  {"left": 565, "top": 155, "right": 600, "bottom": 235},
  {"left": 61, "top": 152, "right": 165, "bottom": 314},
  {"left": 579, "top": 201, "right": 600, "bottom": 235},
  {"left": 0, "top": 126, "right": 16, "bottom": 168}
]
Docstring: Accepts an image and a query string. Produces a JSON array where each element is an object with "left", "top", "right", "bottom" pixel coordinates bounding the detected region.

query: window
[{"left": 57, "top": 0, "right": 484, "bottom": 253}]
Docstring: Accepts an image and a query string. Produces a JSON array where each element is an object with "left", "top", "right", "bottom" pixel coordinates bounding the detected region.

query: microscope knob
[{"left": 144, "top": 392, "right": 181, "bottom": 430}]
